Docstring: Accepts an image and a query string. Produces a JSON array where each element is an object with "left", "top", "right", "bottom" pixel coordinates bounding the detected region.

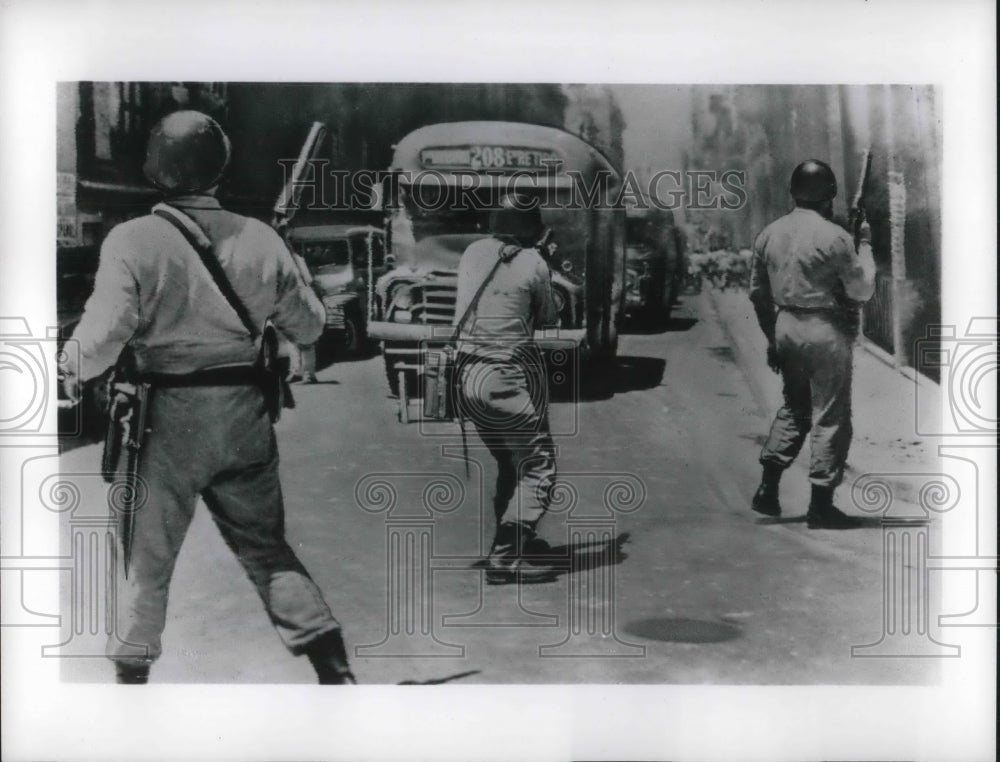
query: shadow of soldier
[{"left": 467, "top": 531, "right": 631, "bottom": 576}]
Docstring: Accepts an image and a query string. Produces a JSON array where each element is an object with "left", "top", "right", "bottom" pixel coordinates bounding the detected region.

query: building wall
[
  {"left": 687, "top": 84, "right": 942, "bottom": 372},
  {"left": 58, "top": 82, "right": 570, "bottom": 228},
  {"left": 563, "top": 84, "right": 625, "bottom": 171}
]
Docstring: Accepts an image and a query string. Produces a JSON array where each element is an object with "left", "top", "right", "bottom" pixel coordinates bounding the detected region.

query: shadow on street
[
  {"left": 467, "top": 532, "right": 631, "bottom": 576},
  {"left": 565, "top": 356, "right": 666, "bottom": 402},
  {"left": 398, "top": 670, "right": 481, "bottom": 685}
]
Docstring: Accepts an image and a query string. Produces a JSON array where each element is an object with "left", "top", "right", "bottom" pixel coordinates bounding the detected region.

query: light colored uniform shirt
[
  {"left": 454, "top": 237, "right": 558, "bottom": 359},
  {"left": 67, "top": 194, "right": 323, "bottom": 381},
  {"left": 749, "top": 207, "right": 876, "bottom": 309}
]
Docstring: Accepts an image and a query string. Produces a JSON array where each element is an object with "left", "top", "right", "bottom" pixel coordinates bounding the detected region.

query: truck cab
[
  {"left": 286, "top": 224, "right": 388, "bottom": 353},
  {"left": 624, "top": 200, "right": 685, "bottom": 323}
]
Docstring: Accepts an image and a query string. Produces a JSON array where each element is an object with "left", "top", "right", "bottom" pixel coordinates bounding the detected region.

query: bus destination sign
[{"left": 419, "top": 145, "right": 562, "bottom": 172}]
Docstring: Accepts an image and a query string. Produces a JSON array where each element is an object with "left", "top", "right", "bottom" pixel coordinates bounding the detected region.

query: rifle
[
  {"left": 836, "top": 149, "right": 874, "bottom": 336},
  {"left": 271, "top": 122, "right": 327, "bottom": 383},
  {"left": 848, "top": 150, "right": 874, "bottom": 248},
  {"left": 272, "top": 121, "right": 328, "bottom": 231},
  {"left": 100, "top": 348, "right": 151, "bottom": 579}
]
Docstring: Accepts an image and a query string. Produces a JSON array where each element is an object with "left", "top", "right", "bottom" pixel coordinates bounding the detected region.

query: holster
[
  {"left": 101, "top": 350, "right": 151, "bottom": 485},
  {"left": 258, "top": 324, "right": 295, "bottom": 423},
  {"left": 422, "top": 346, "right": 458, "bottom": 421}
]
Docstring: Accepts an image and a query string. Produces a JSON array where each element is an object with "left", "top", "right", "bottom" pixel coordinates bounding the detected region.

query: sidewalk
[{"left": 706, "top": 288, "right": 941, "bottom": 506}]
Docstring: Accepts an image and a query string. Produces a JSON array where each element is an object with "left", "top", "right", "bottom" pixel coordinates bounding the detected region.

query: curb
[
  {"left": 704, "top": 287, "right": 925, "bottom": 507},
  {"left": 857, "top": 338, "right": 939, "bottom": 391}
]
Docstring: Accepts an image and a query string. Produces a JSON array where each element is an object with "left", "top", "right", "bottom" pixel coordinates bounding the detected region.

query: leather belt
[
  {"left": 142, "top": 365, "right": 262, "bottom": 387},
  {"left": 777, "top": 305, "right": 839, "bottom": 315}
]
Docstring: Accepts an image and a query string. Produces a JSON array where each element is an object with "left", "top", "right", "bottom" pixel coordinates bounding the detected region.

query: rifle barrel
[{"left": 273, "top": 121, "right": 328, "bottom": 226}]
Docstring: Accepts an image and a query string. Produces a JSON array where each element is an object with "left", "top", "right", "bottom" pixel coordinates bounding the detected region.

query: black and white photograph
[{"left": 1, "top": 2, "right": 995, "bottom": 761}]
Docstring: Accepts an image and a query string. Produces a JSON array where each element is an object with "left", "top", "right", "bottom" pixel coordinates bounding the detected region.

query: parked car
[{"left": 285, "top": 224, "right": 388, "bottom": 353}]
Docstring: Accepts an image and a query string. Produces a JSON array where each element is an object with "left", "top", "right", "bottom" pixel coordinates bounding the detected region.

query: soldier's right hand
[
  {"left": 766, "top": 343, "right": 782, "bottom": 374},
  {"left": 858, "top": 220, "right": 872, "bottom": 245},
  {"left": 60, "top": 368, "right": 81, "bottom": 405}
]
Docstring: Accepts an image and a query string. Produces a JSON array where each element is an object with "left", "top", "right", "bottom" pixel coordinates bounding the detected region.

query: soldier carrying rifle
[
  {"left": 61, "top": 111, "right": 355, "bottom": 684},
  {"left": 748, "top": 159, "right": 877, "bottom": 529}
]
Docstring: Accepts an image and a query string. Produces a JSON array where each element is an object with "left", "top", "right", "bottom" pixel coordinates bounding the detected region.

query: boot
[
  {"left": 305, "top": 629, "right": 356, "bottom": 685},
  {"left": 486, "top": 522, "right": 557, "bottom": 585},
  {"left": 806, "top": 485, "right": 862, "bottom": 529},
  {"left": 114, "top": 660, "right": 150, "bottom": 684},
  {"left": 751, "top": 463, "right": 783, "bottom": 517}
]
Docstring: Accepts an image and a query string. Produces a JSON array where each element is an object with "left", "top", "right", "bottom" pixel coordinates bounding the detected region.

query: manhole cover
[{"left": 623, "top": 617, "right": 741, "bottom": 643}]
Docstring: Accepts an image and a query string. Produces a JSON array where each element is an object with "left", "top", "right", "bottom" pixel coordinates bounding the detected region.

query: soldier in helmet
[
  {"left": 455, "top": 192, "right": 560, "bottom": 583},
  {"left": 748, "top": 159, "right": 877, "bottom": 529},
  {"left": 61, "top": 111, "right": 355, "bottom": 683}
]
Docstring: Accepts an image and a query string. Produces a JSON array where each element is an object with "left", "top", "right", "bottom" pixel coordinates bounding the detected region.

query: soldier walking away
[
  {"left": 455, "top": 194, "right": 560, "bottom": 584},
  {"left": 61, "top": 111, "right": 355, "bottom": 684},
  {"left": 748, "top": 160, "right": 877, "bottom": 529}
]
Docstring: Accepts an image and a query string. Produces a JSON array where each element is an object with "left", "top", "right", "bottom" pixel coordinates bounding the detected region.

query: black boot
[
  {"left": 751, "top": 463, "right": 783, "bottom": 517},
  {"left": 306, "top": 629, "right": 356, "bottom": 685},
  {"left": 486, "top": 522, "right": 557, "bottom": 585},
  {"left": 806, "top": 485, "right": 862, "bottom": 529},
  {"left": 114, "top": 660, "right": 150, "bottom": 684}
]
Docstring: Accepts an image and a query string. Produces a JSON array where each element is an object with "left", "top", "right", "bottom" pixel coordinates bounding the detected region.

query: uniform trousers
[
  {"left": 459, "top": 356, "right": 557, "bottom": 527},
  {"left": 759, "top": 310, "right": 855, "bottom": 488},
  {"left": 108, "top": 384, "right": 340, "bottom": 664}
]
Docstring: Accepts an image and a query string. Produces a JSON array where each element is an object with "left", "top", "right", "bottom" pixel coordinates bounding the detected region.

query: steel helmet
[
  {"left": 789, "top": 160, "right": 838, "bottom": 203},
  {"left": 143, "top": 110, "right": 231, "bottom": 194},
  {"left": 490, "top": 193, "right": 543, "bottom": 243}
]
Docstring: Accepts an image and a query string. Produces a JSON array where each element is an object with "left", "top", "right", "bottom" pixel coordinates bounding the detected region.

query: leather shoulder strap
[
  {"left": 451, "top": 242, "right": 520, "bottom": 343},
  {"left": 153, "top": 206, "right": 260, "bottom": 340}
]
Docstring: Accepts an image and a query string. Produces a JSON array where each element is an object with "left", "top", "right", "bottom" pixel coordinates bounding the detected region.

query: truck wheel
[{"left": 342, "top": 314, "right": 364, "bottom": 355}]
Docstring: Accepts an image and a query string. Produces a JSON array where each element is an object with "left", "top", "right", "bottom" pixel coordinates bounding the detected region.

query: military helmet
[
  {"left": 789, "top": 159, "right": 838, "bottom": 203},
  {"left": 490, "top": 193, "right": 543, "bottom": 243},
  {"left": 143, "top": 110, "right": 231, "bottom": 194}
]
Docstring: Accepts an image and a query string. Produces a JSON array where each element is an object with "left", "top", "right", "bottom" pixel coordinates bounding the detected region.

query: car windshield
[
  {"left": 349, "top": 233, "right": 385, "bottom": 268},
  {"left": 300, "top": 239, "right": 351, "bottom": 270}
]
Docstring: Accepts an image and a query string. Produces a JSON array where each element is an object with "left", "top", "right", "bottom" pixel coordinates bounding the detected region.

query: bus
[{"left": 367, "top": 121, "right": 625, "bottom": 398}]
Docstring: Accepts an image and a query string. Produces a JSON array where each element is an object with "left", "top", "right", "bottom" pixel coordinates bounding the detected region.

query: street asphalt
[{"left": 58, "top": 291, "right": 939, "bottom": 685}]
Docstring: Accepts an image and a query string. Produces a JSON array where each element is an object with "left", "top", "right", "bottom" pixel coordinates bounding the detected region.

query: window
[
  {"left": 350, "top": 232, "right": 386, "bottom": 268},
  {"left": 302, "top": 239, "right": 351, "bottom": 271}
]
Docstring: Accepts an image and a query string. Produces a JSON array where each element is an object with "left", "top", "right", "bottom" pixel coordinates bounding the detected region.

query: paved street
[{"left": 59, "top": 292, "right": 938, "bottom": 685}]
